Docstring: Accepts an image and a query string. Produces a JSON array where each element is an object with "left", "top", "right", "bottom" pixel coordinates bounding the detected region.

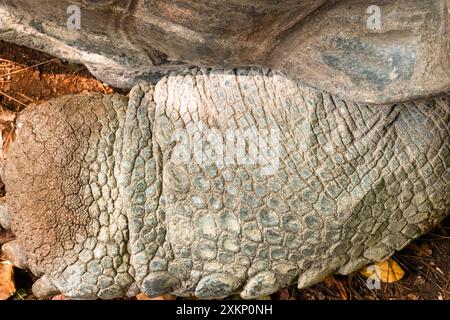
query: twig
[
  {"left": 332, "top": 276, "right": 348, "bottom": 300},
  {"left": 99, "top": 81, "right": 107, "bottom": 94},
  {"left": 0, "top": 58, "right": 58, "bottom": 78},
  {"left": 17, "top": 92, "right": 34, "bottom": 102},
  {"left": 0, "top": 57, "right": 26, "bottom": 67},
  {"left": 426, "top": 233, "right": 450, "bottom": 240},
  {"left": 401, "top": 258, "right": 446, "bottom": 292},
  {"left": 433, "top": 242, "right": 444, "bottom": 255},
  {"left": 357, "top": 274, "right": 379, "bottom": 300},
  {"left": 0, "top": 90, "right": 28, "bottom": 108}
]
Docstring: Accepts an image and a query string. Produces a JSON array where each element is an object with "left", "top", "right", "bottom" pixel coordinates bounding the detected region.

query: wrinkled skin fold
[
  {"left": 0, "top": 0, "right": 449, "bottom": 104},
  {"left": 4, "top": 69, "right": 450, "bottom": 299}
]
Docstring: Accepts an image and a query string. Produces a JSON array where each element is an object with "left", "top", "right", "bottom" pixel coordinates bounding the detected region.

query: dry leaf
[
  {"left": 419, "top": 242, "right": 433, "bottom": 256},
  {"left": 360, "top": 259, "right": 405, "bottom": 283},
  {"left": 413, "top": 275, "right": 425, "bottom": 286},
  {"left": 0, "top": 105, "right": 16, "bottom": 123},
  {"left": 0, "top": 104, "right": 16, "bottom": 163},
  {"left": 136, "top": 293, "right": 177, "bottom": 300},
  {"left": 322, "top": 276, "right": 336, "bottom": 289},
  {"left": 277, "top": 288, "right": 290, "bottom": 300},
  {"left": 407, "top": 293, "right": 420, "bottom": 300},
  {"left": 0, "top": 261, "right": 16, "bottom": 300},
  {"left": 335, "top": 281, "right": 348, "bottom": 300}
]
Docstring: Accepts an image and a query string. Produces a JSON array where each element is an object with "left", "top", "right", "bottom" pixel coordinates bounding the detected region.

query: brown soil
[
  {"left": 0, "top": 40, "right": 448, "bottom": 301},
  {"left": 0, "top": 40, "right": 125, "bottom": 113}
]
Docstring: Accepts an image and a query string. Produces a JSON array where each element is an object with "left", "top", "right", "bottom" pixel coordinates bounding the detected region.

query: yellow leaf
[
  {"left": 360, "top": 259, "right": 405, "bottom": 283},
  {"left": 0, "top": 261, "right": 15, "bottom": 300}
]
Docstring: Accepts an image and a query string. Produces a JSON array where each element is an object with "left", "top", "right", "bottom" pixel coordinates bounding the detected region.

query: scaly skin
[{"left": 4, "top": 68, "right": 450, "bottom": 299}]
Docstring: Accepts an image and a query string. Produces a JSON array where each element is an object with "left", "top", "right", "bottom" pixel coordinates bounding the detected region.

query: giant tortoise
[{"left": 0, "top": 0, "right": 448, "bottom": 299}]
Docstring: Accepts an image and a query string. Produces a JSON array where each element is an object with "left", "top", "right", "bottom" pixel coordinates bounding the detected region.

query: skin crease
[{"left": 3, "top": 68, "right": 449, "bottom": 299}]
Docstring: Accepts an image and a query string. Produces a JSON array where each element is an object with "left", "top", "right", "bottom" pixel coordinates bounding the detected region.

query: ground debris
[
  {"left": 360, "top": 259, "right": 405, "bottom": 283},
  {"left": 136, "top": 293, "right": 177, "bottom": 300}
]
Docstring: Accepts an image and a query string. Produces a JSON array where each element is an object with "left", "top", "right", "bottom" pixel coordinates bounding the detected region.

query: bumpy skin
[{"left": 4, "top": 68, "right": 450, "bottom": 299}]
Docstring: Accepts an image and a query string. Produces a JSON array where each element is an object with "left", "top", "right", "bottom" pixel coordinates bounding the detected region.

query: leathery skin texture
[{"left": 4, "top": 68, "right": 450, "bottom": 299}]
